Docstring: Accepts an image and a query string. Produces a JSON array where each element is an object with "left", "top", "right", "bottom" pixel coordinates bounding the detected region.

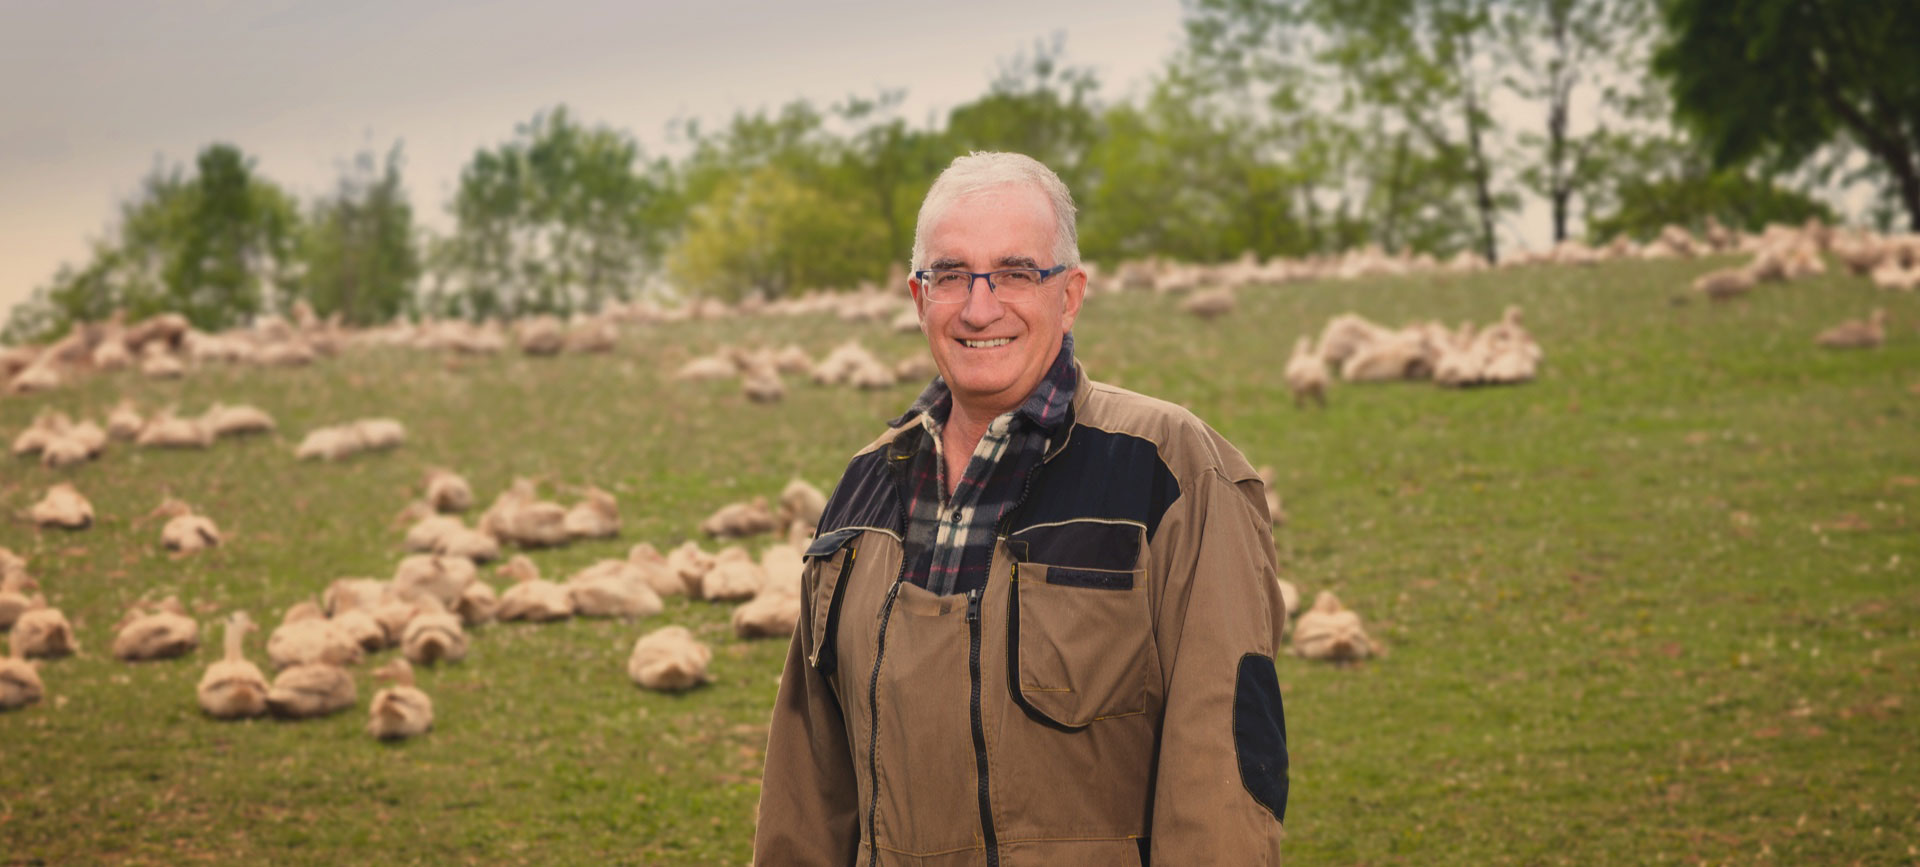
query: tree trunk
[
  {"left": 1464, "top": 86, "right": 1499, "bottom": 263},
  {"left": 1807, "top": 60, "right": 1920, "bottom": 231},
  {"left": 1381, "top": 132, "right": 1411, "bottom": 253}
]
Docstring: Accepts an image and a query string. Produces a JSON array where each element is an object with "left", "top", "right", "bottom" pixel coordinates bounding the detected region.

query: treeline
[{"left": 7, "top": 0, "right": 1913, "bottom": 343}]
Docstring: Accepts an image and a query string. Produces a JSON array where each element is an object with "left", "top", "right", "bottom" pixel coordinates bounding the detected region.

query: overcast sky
[{"left": 0, "top": 0, "right": 1188, "bottom": 321}]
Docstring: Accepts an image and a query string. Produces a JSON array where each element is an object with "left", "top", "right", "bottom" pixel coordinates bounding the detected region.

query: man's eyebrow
[
  {"left": 928, "top": 257, "right": 968, "bottom": 270},
  {"left": 996, "top": 255, "right": 1040, "bottom": 269}
]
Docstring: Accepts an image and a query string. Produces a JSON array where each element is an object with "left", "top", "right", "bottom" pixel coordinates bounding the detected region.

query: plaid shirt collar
[
  {"left": 889, "top": 332, "right": 1078, "bottom": 435},
  {"left": 887, "top": 332, "right": 1079, "bottom": 596}
]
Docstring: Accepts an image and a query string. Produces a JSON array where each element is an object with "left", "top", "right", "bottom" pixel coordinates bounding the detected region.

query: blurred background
[{"left": 3, "top": 0, "right": 1911, "bottom": 341}]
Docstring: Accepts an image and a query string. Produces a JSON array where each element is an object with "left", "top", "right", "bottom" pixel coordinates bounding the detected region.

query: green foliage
[
  {"left": 1655, "top": 0, "right": 1920, "bottom": 229},
  {"left": 1180, "top": 0, "right": 1516, "bottom": 258},
  {"left": 667, "top": 165, "right": 887, "bottom": 300},
  {"left": 1079, "top": 71, "right": 1317, "bottom": 262},
  {"left": 296, "top": 144, "right": 421, "bottom": 325},
  {"left": 429, "top": 106, "right": 666, "bottom": 318},
  {"left": 165, "top": 144, "right": 302, "bottom": 328},
  {"left": 832, "top": 92, "right": 952, "bottom": 267},
  {"left": 2, "top": 144, "right": 300, "bottom": 343},
  {"left": 1586, "top": 169, "right": 1834, "bottom": 241},
  {"left": 944, "top": 34, "right": 1104, "bottom": 197},
  {"left": 1584, "top": 138, "right": 1835, "bottom": 240}
]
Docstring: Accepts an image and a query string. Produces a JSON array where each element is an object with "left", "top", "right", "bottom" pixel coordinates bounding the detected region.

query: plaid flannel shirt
[{"left": 888, "top": 333, "right": 1078, "bottom": 596}]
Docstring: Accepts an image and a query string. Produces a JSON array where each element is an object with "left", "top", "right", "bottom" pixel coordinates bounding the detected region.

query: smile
[{"left": 960, "top": 337, "right": 1014, "bottom": 349}]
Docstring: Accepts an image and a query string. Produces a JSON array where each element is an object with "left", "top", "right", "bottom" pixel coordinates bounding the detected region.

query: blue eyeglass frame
[{"left": 912, "top": 263, "right": 1070, "bottom": 302}]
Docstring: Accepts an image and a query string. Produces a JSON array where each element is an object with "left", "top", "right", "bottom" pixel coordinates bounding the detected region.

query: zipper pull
[{"left": 966, "top": 587, "right": 982, "bottom": 622}]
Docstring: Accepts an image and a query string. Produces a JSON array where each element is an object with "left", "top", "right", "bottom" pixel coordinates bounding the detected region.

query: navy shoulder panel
[
  {"left": 1011, "top": 425, "right": 1181, "bottom": 541},
  {"left": 815, "top": 447, "right": 902, "bottom": 537}
]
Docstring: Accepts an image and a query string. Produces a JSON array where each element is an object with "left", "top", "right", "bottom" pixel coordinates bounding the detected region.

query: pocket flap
[
  {"left": 805, "top": 526, "right": 863, "bottom": 560},
  {"left": 1008, "top": 521, "right": 1143, "bottom": 572}
]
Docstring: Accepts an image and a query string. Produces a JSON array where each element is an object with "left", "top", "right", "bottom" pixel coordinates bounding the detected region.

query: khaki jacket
[{"left": 755, "top": 370, "right": 1289, "bottom": 866}]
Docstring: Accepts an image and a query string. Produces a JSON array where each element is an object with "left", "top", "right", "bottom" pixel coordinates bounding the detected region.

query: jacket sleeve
[
  {"left": 752, "top": 567, "right": 860, "bottom": 866},
  {"left": 1148, "top": 468, "right": 1288, "bottom": 864}
]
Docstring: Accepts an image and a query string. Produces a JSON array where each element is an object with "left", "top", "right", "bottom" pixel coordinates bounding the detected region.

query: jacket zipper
[
  {"left": 865, "top": 578, "right": 903, "bottom": 866},
  {"left": 958, "top": 432, "right": 1057, "bottom": 863},
  {"left": 967, "top": 586, "right": 999, "bottom": 866}
]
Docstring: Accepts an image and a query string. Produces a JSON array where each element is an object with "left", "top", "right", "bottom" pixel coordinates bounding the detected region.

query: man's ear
[
  {"left": 1059, "top": 266, "right": 1088, "bottom": 333},
  {"left": 908, "top": 276, "right": 930, "bottom": 329}
]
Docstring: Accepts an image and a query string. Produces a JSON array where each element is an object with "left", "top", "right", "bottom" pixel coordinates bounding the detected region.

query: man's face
[{"left": 910, "top": 185, "right": 1086, "bottom": 418}]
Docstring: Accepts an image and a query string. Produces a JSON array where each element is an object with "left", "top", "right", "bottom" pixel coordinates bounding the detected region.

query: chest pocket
[
  {"left": 1005, "top": 520, "right": 1151, "bottom": 730},
  {"left": 802, "top": 527, "right": 862, "bottom": 678}
]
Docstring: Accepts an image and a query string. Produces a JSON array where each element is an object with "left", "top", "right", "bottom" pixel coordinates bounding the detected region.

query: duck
[
  {"left": 30, "top": 483, "right": 93, "bottom": 530},
  {"left": 701, "top": 546, "right": 766, "bottom": 602},
  {"left": 1814, "top": 308, "right": 1886, "bottom": 349},
  {"left": 152, "top": 497, "right": 222, "bottom": 554},
  {"left": 562, "top": 486, "right": 620, "bottom": 540},
  {"left": 111, "top": 596, "right": 200, "bottom": 661},
  {"left": 12, "top": 600, "right": 78, "bottom": 658},
  {"left": 267, "top": 662, "right": 356, "bottom": 719},
  {"left": 565, "top": 560, "right": 664, "bottom": 618},
  {"left": 423, "top": 468, "right": 474, "bottom": 513},
  {"left": 391, "top": 555, "right": 476, "bottom": 610},
  {"left": 266, "top": 601, "right": 363, "bottom": 670},
  {"left": 400, "top": 596, "right": 468, "bottom": 666},
  {"left": 1290, "top": 591, "right": 1378, "bottom": 662},
  {"left": 197, "top": 612, "right": 270, "bottom": 719},
  {"left": 0, "top": 568, "right": 40, "bottom": 631},
  {"left": 367, "top": 658, "right": 434, "bottom": 739},
  {"left": 493, "top": 556, "right": 574, "bottom": 622},
  {"left": 627, "top": 626, "right": 712, "bottom": 691},
  {"left": 0, "top": 634, "right": 45, "bottom": 711}
]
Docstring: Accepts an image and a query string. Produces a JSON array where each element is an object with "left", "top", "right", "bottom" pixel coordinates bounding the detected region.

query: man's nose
[{"left": 958, "top": 276, "right": 1005, "bottom": 328}]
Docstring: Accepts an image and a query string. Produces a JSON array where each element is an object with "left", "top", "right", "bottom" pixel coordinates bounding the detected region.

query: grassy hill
[{"left": 2, "top": 257, "right": 1916, "bottom": 864}]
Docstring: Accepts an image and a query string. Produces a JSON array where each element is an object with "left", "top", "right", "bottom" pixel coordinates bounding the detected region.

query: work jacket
[{"left": 755, "top": 367, "right": 1289, "bottom": 866}]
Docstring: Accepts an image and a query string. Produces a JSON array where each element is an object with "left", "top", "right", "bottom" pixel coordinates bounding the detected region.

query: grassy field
[{"left": 2, "top": 257, "right": 1916, "bottom": 865}]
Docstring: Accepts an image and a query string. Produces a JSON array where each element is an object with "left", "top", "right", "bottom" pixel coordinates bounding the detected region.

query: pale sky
[{"left": 0, "top": 0, "right": 1185, "bottom": 322}]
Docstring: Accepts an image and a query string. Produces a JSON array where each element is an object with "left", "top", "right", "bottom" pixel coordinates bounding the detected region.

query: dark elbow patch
[{"left": 1234, "top": 654, "right": 1289, "bottom": 822}]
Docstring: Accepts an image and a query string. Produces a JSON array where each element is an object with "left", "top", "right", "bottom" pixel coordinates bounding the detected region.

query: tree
[
  {"left": 1584, "top": 134, "right": 1834, "bottom": 240},
  {"left": 1182, "top": 0, "right": 1515, "bottom": 260},
  {"left": 668, "top": 165, "right": 886, "bottom": 300},
  {"left": 430, "top": 106, "right": 666, "bottom": 318},
  {"left": 1655, "top": 0, "right": 1920, "bottom": 230},
  {"left": 163, "top": 144, "right": 302, "bottom": 327},
  {"left": 2, "top": 143, "right": 299, "bottom": 342},
  {"left": 833, "top": 91, "right": 951, "bottom": 271},
  {"left": 1498, "top": 0, "right": 1654, "bottom": 243},
  {"left": 297, "top": 143, "right": 420, "bottom": 325},
  {"left": 1080, "top": 68, "right": 1318, "bottom": 263},
  {"left": 943, "top": 35, "right": 1104, "bottom": 197}
]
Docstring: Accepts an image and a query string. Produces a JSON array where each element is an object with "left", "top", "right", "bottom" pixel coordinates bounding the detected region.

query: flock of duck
[
  {"left": 5, "top": 217, "right": 1912, "bottom": 734},
  {"left": 1, "top": 461, "right": 830, "bottom": 738}
]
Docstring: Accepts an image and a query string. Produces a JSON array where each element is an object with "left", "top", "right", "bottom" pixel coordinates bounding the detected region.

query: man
[{"left": 755, "top": 152, "right": 1288, "bottom": 865}]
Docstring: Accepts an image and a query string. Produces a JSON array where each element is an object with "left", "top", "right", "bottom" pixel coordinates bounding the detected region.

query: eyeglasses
[{"left": 912, "top": 264, "right": 1069, "bottom": 304}]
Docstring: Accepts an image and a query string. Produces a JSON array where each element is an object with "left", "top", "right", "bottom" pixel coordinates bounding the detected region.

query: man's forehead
[{"left": 924, "top": 187, "right": 1055, "bottom": 267}]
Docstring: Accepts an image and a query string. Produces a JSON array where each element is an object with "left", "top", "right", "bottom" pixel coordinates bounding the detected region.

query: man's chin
[{"left": 946, "top": 375, "right": 1018, "bottom": 404}]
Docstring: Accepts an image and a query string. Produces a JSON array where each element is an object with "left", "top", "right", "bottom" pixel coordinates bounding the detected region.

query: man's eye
[
  {"left": 933, "top": 272, "right": 968, "bottom": 286},
  {"left": 998, "top": 271, "right": 1036, "bottom": 285}
]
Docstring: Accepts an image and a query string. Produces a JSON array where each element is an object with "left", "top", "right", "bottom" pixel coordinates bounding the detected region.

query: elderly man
[{"left": 755, "top": 152, "right": 1288, "bottom": 865}]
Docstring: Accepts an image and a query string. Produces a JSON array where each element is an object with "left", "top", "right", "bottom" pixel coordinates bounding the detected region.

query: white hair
[{"left": 909, "top": 151, "right": 1080, "bottom": 273}]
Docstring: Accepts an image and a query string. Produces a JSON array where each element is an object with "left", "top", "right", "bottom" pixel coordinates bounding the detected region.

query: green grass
[{"left": 3, "top": 257, "right": 1917, "bottom": 864}]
